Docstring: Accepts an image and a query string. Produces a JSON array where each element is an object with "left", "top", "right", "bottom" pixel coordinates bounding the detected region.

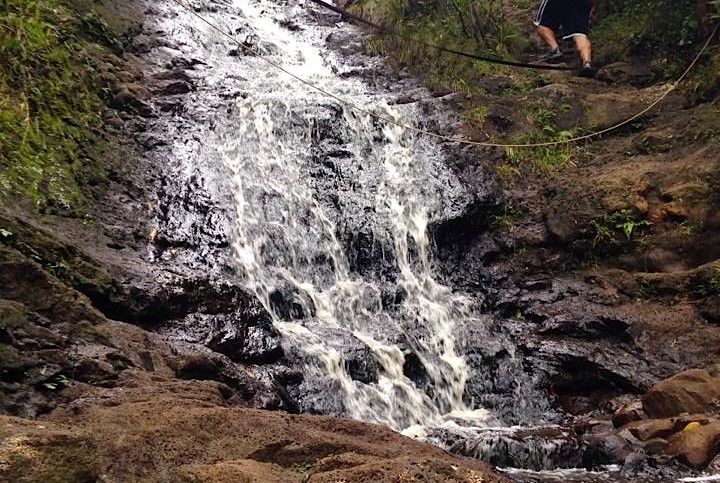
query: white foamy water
[{"left": 157, "top": 0, "right": 499, "bottom": 433}]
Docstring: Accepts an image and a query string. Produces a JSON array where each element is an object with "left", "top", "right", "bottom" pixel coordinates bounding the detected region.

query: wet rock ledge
[{"left": 0, "top": 224, "right": 511, "bottom": 481}]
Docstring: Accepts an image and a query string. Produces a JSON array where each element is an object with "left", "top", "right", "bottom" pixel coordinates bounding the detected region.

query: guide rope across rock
[{"left": 171, "top": 0, "right": 719, "bottom": 150}]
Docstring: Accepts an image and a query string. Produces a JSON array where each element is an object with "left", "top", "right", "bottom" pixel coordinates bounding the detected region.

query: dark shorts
[{"left": 534, "top": 0, "right": 592, "bottom": 39}]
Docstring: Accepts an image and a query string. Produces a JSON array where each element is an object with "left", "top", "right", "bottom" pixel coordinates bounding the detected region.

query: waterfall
[
  {"left": 182, "top": 0, "right": 497, "bottom": 432},
  {"left": 156, "top": 0, "right": 550, "bottom": 440}
]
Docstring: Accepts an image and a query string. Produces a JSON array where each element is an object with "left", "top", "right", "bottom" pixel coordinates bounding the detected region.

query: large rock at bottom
[
  {"left": 643, "top": 369, "right": 720, "bottom": 418},
  {"left": 665, "top": 422, "right": 720, "bottom": 469},
  {"left": 0, "top": 379, "right": 513, "bottom": 483}
]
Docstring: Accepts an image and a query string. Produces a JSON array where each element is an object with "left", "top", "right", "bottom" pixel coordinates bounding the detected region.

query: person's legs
[
  {"left": 534, "top": 0, "right": 563, "bottom": 60},
  {"left": 573, "top": 34, "right": 592, "bottom": 64},
  {"left": 562, "top": 0, "right": 593, "bottom": 70},
  {"left": 537, "top": 24, "right": 560, "bottom": 50}
]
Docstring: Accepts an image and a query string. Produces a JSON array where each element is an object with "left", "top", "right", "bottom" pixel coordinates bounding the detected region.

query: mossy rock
[
  {"left": 0, "top": 344, "right": 33, "bottom": 377},
  {"left": 0, "top": 0, "right": 138, "bottom": 215},
  {"left": 0, "top": 299, "right": 28, "bottom": 331},
  {"left": 0, "top": 212, "right": 114, "bottom": 297}
]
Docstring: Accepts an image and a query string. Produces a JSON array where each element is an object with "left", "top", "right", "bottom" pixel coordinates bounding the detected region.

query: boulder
[
  {"left": 613, "top": 401, "right": 645, "bottom": 428},
  {"left": 205, "top": 314, "right": 283, "bottom": 364},
  {"left": 625, "top": 419, "right": 676, "bottom": 441},
  {"left": 644, "top": 437, "right": 668, "bottom": 455},
  {"left": 583, "top": 431, "right": 634, "bottom": 467},
  {"left": 642, "top": 369, "right": 720, "bottom": 418},
  {"left": 596, "top": 62, "right": 652, "bottom": 86},
  {"left": 665, "top": 421, "right": 720, "bottom": 469}
]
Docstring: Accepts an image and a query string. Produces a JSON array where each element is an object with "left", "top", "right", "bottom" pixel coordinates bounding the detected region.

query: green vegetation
[
  {"left": 687, "top": 263, "right": 720, "bottom": 297},
  {"left": 0, "top": 216, "right": 113, "bottom": 292},
  {"left": 356, "top": 0, "right": 528, "bottom": 93},
  {"left": 591, "top": 209, "right": 652, "bottom": 255},
  {"left": 593, "top": 0, "right": 720, "bottom": 94},
  {"left": 631, "top": 278, "right": 661, "bottom": 299},
  {"left": 500, "top": 104, "right": 580, "bottom": 179},
  {"left": 292, "top": 462, "right": 313, "bottom": 473},
  {"left": 491, "top": 202, "right": 521, "bottom": 231},
  {"left": 462, "top": 105, "right": 488, "bottom": 130},
  {"left": 0, "top": 0, "right": 119, "bottom": 214},
  {"left": 42, "top": 374, "right": 72, "bottom": 391}
]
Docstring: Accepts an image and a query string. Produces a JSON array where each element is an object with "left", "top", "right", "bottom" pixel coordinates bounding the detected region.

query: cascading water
[
  {"left": 154, "top": 0, "right": 580, "bottom": 475},
  {"left": 215, "top": 1, "right": 495, "bottom": 432}
]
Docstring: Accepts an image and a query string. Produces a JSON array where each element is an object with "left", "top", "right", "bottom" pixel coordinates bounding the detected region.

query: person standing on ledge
[{"left": 534, "top": 0, "right": 595, "bottom": 76}]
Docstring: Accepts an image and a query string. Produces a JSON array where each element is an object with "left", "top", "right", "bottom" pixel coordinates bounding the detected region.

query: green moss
[
  {"left": 0, "top": 0, "right": 120, "bottom": 215},
  {"left": 0, "top": 215, "right": 113, "bottom": 293},
  {"left": 462, "top": 105, "right": 488, "bottom": 130},
  {"left": 501, "top": 105, "right": 580, "bottom": 177}
]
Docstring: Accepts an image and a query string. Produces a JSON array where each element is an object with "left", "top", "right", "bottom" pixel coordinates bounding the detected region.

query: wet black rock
[
  {"left": 151, "top": 283, "right": 284, "bottom": 365},
  {"left": 281, "top": 328, "right": 381, "bottom": 414},
  {"left": 269, "top": 283, "right": 316, "bottom": 320},
  {"left": 583, "top": 431, "right": 635, "bottom": 467},
  {"left": 435, "top": 426, "right": 584, "bottom": 471},
  {"left": 206, "top": 314, "right": 283, "bottom": 364},
  {"left": 155, "top": 80, "right": 194, "bottom": 96},
  {"left": 457, "top": 316, "right": 558, "bottom": 425},
  {"left": 287, "top": 376, "right": 347, "bottom": 415},
  {"left": 537, "top": 314, "right": 632, "bottom": 343},
  {"left": 166, "top": 56, "right": 207, "bottom": 70}
]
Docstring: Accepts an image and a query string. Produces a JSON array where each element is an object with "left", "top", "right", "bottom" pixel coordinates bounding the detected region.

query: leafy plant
[
  {"left": 42, "top": 374, "right": 72, "bottom": 391},
  {"left": 355, "top": 0, "right": 525, "bottom": 95},
  {"left": 292, "top": 462, "right": 312, "bottom": 473},
  {"left": 591, "top": 209, "right": 652, "bottom": 254},
  {"left": 593, "top": 0, "right": 714, "bottom": 79},
  {"left": 491, "top": 203, "right": 521, "bottom": 231},
  {"left": 631, "top": 278, "right": 660, "bottom": 299}
]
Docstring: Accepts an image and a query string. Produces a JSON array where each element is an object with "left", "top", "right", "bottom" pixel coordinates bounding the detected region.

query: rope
[
  {"left": 307, "top": 0, "right": 574, "bottom": 72},
  {"left": 169, "top": 0, "right": 719, "bottom": 149}
]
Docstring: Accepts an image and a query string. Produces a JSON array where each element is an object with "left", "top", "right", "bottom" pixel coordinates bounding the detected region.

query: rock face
[
  {"left": 0, "top": 380, "right": 510, "bottom": 483},
  {"left": 666, "top": 421, "right": 720, "bottom": 469},
  {"left": 0, "top": 220, "right": 509, "bottom": 483},
  {"left": 643, "top": 369, "right": 720, "bottom": 418}
]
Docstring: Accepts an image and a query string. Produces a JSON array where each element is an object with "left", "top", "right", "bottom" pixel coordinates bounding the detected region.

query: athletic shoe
[
  {"left": 578, "top": 62, "right": 597, "bottom": 77},
  {"left": 541, "top": 47, "right": 563, "bottom": 63}
]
